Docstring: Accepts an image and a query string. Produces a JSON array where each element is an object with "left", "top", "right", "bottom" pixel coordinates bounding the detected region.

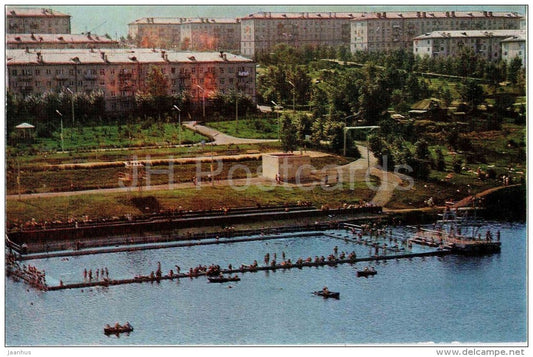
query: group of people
[{"left": 83, "top": 267, "right": 109, "bottom": 281}]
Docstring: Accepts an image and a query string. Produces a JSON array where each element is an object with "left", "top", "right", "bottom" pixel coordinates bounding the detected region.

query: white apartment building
[
  {"left": 413, "top": 30, "right": 525, "bottom": 62},
  {"left": 6, "top": 48, "right": 256, "bottom": 113},
  {"left": 128, "top": 17, "right": 241, "bottom": 52},
  {"left": 6, "top": 33, "right": 119, "bottom": 50},
  {"left": 6, "top": 7, "right": 71, "bottom": 34},
  {"left": 240, "top": 11, "right": 354, "bottom": 57},
  {"left": 501, "top": 32, "right": 526, "bottom": 66},
  {"left": 350, "top": 10, "right": 522, "bottom": 52}
]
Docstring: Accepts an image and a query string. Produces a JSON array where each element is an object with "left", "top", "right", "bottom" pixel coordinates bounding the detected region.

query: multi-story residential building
[
  {"left": 350, "top": 10, "right": 522, "bottom": 52},
  {"left": 6, "top": 48, "right": 256, "bottom": 113},
  {"left": 501, "top": 32, "right": 526, "bottom": 66},
  {"left": 239, "top": 11, "right": 355, "bottom": 57},
  {"left": 128, "top": 17, "right": 242, "bottom": 52},
  {"left": 413, "top": 29, "right": 525, "bottom": 62},
  {"left": 128, "top": 17, "right": 183, "bottom": 49},
  {"left": 6, "top": 33, "right": 119, "bottom": 49},
  {"left": 6, "top": 7, "right": 71, "bottom": 34},
  {"left": 180, "top": 18, "right": 241, "bottom": 52}
]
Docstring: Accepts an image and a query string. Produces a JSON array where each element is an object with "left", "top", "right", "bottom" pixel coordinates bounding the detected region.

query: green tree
[
  {"left": 507, "top": 57, "right": 523, "bottom": 84},
  {"left": 280, "top": 114, "right": 298, "bottom": 152}
]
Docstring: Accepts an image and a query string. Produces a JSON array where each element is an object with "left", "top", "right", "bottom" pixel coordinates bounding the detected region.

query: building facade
[
  {"left": 240, "top": 12, "right": 354, "bottom": 58},
  {"left": 180, "top": 18, "right": 241, "bottom": 52},
  {"left": 501, "top": 33, "right": 526, "bottom": 66},
  {"left": 6, "top": 33, "right": 119, "bottom": 49},
  {"left": 6, "top": 48, "right": 256, "bottom": 113},
  {"left": 350, "top": 11, "right": 522, "bottom": 52},
  {"left": 6, "top": 7, "right": 71, "bottom": 34},
  {"left": 413, "top": 29, "right": 525, "bottom": 62},
  {"left": 128, "top": 17, "right": 183, "bottom": 49}
]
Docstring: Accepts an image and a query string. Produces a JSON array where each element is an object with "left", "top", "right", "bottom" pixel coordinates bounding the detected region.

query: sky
[{"left": 5, "top": 3, "right": 527, "bottom": 40}]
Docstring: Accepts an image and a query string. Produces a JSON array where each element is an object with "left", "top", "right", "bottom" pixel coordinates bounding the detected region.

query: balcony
[
  {"left": 55, "top": 74, "right": 69, "bottom": 80},
  {"left": 237, "top": 71, "right": 250, "bottom": 77},
  {"left": 84, "top": 73, "right": 97, "bottom": 80}
]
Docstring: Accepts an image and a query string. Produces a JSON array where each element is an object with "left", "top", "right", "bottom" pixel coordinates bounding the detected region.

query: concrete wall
[{"left": 262, "top": 153, "right": 311, "bottom": 182}]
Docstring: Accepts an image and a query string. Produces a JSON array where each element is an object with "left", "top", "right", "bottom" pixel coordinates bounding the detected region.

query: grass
[
  {"left": 208, "top": 118, "right": 279, "bottom": 139},
  {"left": 27, "top": 123, "right": 207, "bottom": 152},
  {"left": 6, "top": 180, "right": 377, "bottom": 225},
  {"left": 6, "top": 153, "right": 348, "bottom": 195}
]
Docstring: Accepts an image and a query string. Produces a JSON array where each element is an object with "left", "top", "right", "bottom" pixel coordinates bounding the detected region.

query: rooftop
[
  {"left": 6, "top": 7, "right": 70, "bottom": 18},
  {"left": 414, "top": 29, "right": 526, "bottom": 40},
  {"left": 7, "top": 33, "right": 117, "bottom": 45},
  {"left": 240, "top": 10, "right": 522, "bottom": 21},
  {"left": 6, "top": 48, "right": 254, "bottom": 65}
]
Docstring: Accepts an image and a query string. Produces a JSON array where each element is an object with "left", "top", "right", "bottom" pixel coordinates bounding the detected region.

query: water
[{"left": 5, "top": 222, "right": 526, "bottom": 345}]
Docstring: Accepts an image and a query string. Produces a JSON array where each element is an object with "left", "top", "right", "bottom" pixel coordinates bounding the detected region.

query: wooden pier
[{"left": 43, "top": 250, "right": 449, "bottom": 292}]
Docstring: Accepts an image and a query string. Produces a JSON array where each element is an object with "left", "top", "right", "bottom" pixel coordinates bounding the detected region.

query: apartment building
[
  {"left": 7, "top": 33, "right": 119, "bottom": 49},
  {"left": 6, "top": 48, "right": 256, "bottom": 113},
  {"left": 240, "top": 11, "right": 355, "bottom": 57},
  {"left": 180, "top": 18, "right": 241, "bottom": 52},
  {"left": 6, "top": 7, "right": 71, "bottom": 34},
  {"left": 128, "top": 17, "right": 183, "bottom": 48},
  {"left": 501, "top": 32, "right": 526, "bottom": 66},
  {"left": 413, "top": 29, "right": 525, "bottom": 62},
  {"left": 350, "top": 10, "right": 522, "bottom": 52}
]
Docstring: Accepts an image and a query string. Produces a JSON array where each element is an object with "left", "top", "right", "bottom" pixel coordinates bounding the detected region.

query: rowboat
[
  {"left": 104, "top": 322, "right": 133, "bottom": 335},
  {"left": 357, "top": 269, "right": 377, "bottom": 278},
  {"left": 313, "top": 291, "right": 340, "bottom": 299},
  {"left": 207, "top": 275, "right": 240, "bottom": 283}
]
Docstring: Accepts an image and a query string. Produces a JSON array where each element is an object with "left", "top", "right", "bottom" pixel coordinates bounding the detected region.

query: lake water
[{"left": 5, "top": 222, "right": 526, "bottom": 346}]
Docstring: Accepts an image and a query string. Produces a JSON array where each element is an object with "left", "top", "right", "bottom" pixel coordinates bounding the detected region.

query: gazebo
[{"left": 15, "top": 122, "right": 35, "bottom": 139}]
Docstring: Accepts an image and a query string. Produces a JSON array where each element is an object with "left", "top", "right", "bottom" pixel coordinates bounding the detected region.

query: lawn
[
  {"left": 29, "top": 123, "right": 207, "bottom": 152},
  {"left": 208, "top": 118, "right": 279, "bottom": 139},
  {"left": 6, "top": 180, "right": 377, "bottom": 225}
]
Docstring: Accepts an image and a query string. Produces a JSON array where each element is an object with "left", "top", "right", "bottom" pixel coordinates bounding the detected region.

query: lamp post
[
  {"left": 173, "top": 105, "right": 181, "bottom": 145},
  {"left": 287, "top": 80, "right": 296, "bottom": 112},
  {"left": 55, "top": 110, "right": 64, "bottom": 152},
  {"left": 271, "top": 100, "right": 282, "bottom": 141},
  {"left": 65, "top": 87, "right": 75, "bottom": 127},
  {"left": 196, "top": 84, "right": 205, "bottom": 120}
]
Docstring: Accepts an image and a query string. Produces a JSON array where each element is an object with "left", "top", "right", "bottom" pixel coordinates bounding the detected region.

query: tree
[
  {"left": 507, "top": 57, "right": 523, "bottom": 84},
  {"left": 280, "top": 114, "right": 298, "bottom": 153},
  {"left": 458, "top": 79, "right": 485, "bottom": 108},
  {"left": 136, "top": 66, "right": 171, "bottom": 120}
]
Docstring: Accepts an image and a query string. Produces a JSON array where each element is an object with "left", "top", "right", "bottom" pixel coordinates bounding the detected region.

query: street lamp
[
  {"left": 287, "top": 80, "right": 296, "bottom": 112},
  {"left": 65, "top": 87, "right": 75, "bottom": 127},
  {"left": 173, "top": 105, "right": 181, "bottom": 145},
  {"left": 55, "top": 110, "right": 64, "bottom": 152},
  {"left": 196, "top": 84, "right": 205, "bottom": 120},
  {"left": 271, "top": 100, "right": 283, "bottom": 141}
]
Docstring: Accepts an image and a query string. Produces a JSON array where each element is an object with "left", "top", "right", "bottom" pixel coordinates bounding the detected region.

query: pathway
[{"left": 183, "top": 121, "right": 277, "bottom": 145}]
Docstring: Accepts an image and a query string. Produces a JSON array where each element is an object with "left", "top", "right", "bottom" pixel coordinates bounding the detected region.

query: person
[
  {"left": 324, "top": 174, "right": 329, "bottom": 186},
  {"left": 322, "top": 286, "right": 329, "bottom": 295}
]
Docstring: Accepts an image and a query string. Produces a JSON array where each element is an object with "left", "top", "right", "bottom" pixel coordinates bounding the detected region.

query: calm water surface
[{"left": 5, "top": 222, "right": 526, "bottom": 345}]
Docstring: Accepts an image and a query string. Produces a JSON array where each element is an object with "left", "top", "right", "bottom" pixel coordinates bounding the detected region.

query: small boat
[
  {"left": 104, "top": 322, "right": 133, "bottom": 335},
  {"left": 207, "top": 275, "right": 241, "bottom": 283},
  {"left": 313, "top": 291, "right": 340, "bottom": 299},
  {"left": 357, "top": 269, "right": 377, "bottom": 278}
]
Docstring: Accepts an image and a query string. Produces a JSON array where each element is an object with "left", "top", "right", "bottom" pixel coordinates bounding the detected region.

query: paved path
[{"left": 183, "top": 121, "right": 278, "bottom": 145}]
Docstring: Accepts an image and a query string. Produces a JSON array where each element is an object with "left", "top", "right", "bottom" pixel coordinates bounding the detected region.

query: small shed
[{"left": 262, "top": 153, "right": 311, "bottom": 182}]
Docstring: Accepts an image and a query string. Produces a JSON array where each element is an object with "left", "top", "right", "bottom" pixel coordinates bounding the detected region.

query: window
[
  {"left": 100, "top": 69, "right": 105, "bottom": 75},
  {"left": 35, "top": 69, "right": 40, "bottom": 75},
  {"left": 11, "top": 69, "right": 18, "bottom": 76}
]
